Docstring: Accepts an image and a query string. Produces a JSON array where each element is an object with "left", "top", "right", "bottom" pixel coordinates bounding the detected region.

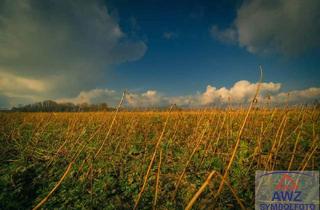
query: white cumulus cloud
[
  {"left": 52, "top": 81, "right": 320, "bottom": 108},
  {"left": 126, "top": 90, "right": 167, "bottom": 107},
  {"left": 271, "top": 87, "right": 320, "bottom": 104},
  {"left": 199, "top": 80, "right": 281, "bottom": 105}
]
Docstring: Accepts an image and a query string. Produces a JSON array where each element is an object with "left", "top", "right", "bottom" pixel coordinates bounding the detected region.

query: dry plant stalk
[
  {"left": 32, "top": 91, "right": 126, "bottom": 210},
  {"left": 173, "top": 121, "right": 210, "bottom": 199},
  {"left": 185, "top": 170, "right": 217, "bottom": 210},
  {"left": 300, "top": 145, "right": 318, "bottom": 171},
  {"left": 32, "top": 161, "right": 73, "bottom": 210},
  {"left": 153, "top": 149, "right": 162, "bottom": 210},
  {"left": 133, "top": 105, "right": 174, "bottom": 210},
  {"left": 32, "top": 141, "right": 86, "bottom": 210},
  {"left": 266, "top": 113, "right": 288, "bottom": 169},
  {"left": 199, "top": 113, "right": 226, "bottom": 168},
  {"left": 94, "top": 91, "right": 126, "bottom": 159},
  {"left": 185, "top": 170, "right": 246, "bottom": 210},
  {"left": 216, "top": 66, "right": 263, "bottom": 196},
  {"left": 287, "top": 122, "right": 304, "bottom": 170}
]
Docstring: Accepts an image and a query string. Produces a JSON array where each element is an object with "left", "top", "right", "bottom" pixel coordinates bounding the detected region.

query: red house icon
[{"left": 275, "top": 174, "right": 299, "bottom": 191}]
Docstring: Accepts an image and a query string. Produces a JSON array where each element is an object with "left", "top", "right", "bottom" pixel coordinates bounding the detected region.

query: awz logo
[
  {"left": 272, "top": 191, "right": 302, "bottom": 202},
  {"left": 272, "top": 173, "right": 302, "bottom": 202},
  {"left": 255, "top": 171, "right": 319, "bottom": 210}
]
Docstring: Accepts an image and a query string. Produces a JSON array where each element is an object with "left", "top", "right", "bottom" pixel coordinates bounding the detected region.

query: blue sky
[
  {"left": 105, "top": 0, "right": 319, "bottom": 94},
  {"left": 0, "top": 0, "right": 319, "bottom": 107}
]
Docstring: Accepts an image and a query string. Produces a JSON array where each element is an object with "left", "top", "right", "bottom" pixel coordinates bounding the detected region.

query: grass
[{"left": 0, "top": 107, "right": 319, "bottom": 209}]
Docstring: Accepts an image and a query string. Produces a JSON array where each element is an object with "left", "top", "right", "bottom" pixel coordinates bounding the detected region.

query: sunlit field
[{"left": 0, "top": 107, "right": 319, "bottom": 209}]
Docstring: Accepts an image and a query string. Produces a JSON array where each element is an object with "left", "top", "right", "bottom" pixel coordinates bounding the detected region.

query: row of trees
[
  {"left": 10, "top": 100, "right": 186, "bottom": 112},
  {"left": 11, "top": 100, "right": 114, "bottom": 112}
]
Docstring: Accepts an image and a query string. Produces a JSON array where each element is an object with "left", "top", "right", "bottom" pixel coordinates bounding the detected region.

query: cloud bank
[
  {"left": 56, "top": 80, "right": 320, "bottom": 108},
  {"left": 57, "top": 89, "right": 117, "bottom": 105},
  {"left": 211, "top": 0, "right": 320, "bottom": 55},
  {"left": 0, "top": 0, "right": 147, "bottom": 107}
]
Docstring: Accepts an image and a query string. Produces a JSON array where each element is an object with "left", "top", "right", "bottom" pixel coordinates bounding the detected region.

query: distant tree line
[
  {"left": 9, "top": 100, "right": 187, "bottom": 112},
  {"left": 11, "top": 100, "right": 114, "bottom": 112}
]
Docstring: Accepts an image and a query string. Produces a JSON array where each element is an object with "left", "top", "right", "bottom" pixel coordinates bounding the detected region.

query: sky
[{"left": 0, "top": 0, "right": 320, "bottom": 108}]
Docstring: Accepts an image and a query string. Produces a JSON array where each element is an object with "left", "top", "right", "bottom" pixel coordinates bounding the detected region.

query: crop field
[{"left": 0, "top": 107, "right": 319, "bottom": 209}]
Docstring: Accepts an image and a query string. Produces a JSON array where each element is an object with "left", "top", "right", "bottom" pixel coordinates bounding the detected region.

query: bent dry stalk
[
  {"left": 216, "top": 67, "right": 263, "bottom": 196},
  {"left": 153, "top": 149, "right": 162, "bottom": 210},
  {"left": 32, "top": 91, "right": 127, "bottom": 210},
  {"left": 173, "top": 121, "right": 210, "bottom": 199},
  {"left": 133, "top": 105, "right": 174, "bottom": 210},
  {"left": 1, "top": 84, "right": 319, "bottom": 210},
  {"left": 185, "top": 170, "right": 246, "bottom": 210}
]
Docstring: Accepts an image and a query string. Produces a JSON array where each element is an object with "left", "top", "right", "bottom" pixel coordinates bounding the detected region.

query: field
[{"left": 0, "top": 107, "right": 319, "bottom": 209}]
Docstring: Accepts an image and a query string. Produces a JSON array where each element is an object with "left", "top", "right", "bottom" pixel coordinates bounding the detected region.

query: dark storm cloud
[
  {"left": 211, "top": 0, "right": 320, "bottom": 56},
  {"left": 0, "top": 0, "right": 147, "bottom": 106}
]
